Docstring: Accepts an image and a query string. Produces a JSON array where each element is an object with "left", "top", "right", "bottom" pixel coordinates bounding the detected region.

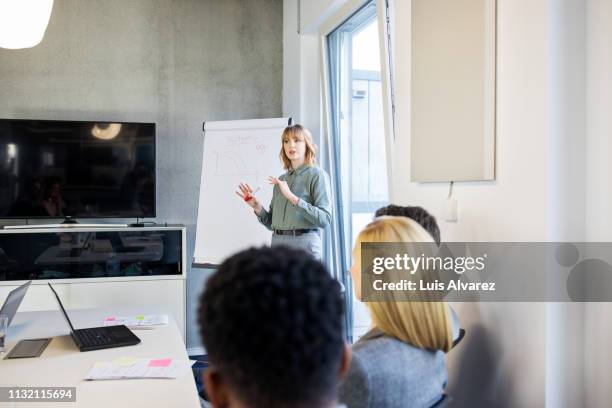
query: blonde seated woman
[{"left": 339, "top": 216, "right": 459, "bottom": 408}]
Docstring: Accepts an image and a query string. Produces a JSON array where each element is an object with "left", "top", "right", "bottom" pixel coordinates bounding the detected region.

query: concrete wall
[{"left": 0, "top": 0, "right": 283, "bottom": 350}]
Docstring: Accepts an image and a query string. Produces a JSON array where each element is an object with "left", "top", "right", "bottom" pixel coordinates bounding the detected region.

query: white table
[{"left": 0, "top": 309, "right": 200, "bottom": 408}]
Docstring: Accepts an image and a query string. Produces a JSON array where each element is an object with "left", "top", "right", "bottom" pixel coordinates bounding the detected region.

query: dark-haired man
[
  {"left": 375, "top": 204, "right": 441, "bottom": 246},
  {"left": 198, "top": 246, "right": 350, "bottom": 408}
]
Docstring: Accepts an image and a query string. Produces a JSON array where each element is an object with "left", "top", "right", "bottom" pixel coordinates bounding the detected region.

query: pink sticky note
[
  {"left": 149, "top": 358, "right": 172, "bottom": 367},
  {"left": 105, "top": 317, "right": 116, "bottom": 321}
]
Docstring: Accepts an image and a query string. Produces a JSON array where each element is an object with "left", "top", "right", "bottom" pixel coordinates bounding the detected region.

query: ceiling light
[{"left": 0, "top": 0, "right": 54, "bottom": 49}]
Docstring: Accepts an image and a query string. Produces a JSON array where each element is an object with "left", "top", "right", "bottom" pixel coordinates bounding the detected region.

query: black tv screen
[{"left": 0, "top": 119, "right": 155, "bottom": 219}]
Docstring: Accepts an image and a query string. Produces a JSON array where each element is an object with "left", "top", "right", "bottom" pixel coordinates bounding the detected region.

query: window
[{"left": 326, "top": 1, "right": 389, "bottom": 339}]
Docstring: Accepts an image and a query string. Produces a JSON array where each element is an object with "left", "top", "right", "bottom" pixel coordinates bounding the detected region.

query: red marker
[{"left": 243, "top": 186, "right": 260, "bottom": 202}]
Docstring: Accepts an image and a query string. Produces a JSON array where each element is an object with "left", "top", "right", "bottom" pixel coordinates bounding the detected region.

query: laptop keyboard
[{"left": 76, "top": 328, "right": 113, "bottom": 346}]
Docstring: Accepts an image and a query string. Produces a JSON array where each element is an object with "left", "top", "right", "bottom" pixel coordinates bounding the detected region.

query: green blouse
[{"left": 257, "top": 164, "right": 332, "bottom": 230}]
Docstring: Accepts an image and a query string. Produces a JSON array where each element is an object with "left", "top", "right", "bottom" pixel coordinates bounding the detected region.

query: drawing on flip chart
[
  {"left": 214, "top": 151, "right": 259, "bottom": 180},
  {"left": 196, "top": 118, "right": 291, "bottom": 265},
  {"left": 224, "top": 135, "right": 262, "bottom": 146}
]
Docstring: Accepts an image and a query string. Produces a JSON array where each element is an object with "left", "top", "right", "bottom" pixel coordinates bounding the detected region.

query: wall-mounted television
[{"left": 0, "top": 119, "right": 156, "bottom": 219}]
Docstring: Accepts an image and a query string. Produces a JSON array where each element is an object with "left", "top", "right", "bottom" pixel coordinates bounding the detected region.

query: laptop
[
  {"left": 47, "top": 283, "right": 141, "bottom": 352},
  {"left": 0, "top": 281, "right": 31, "bottom": 327}
]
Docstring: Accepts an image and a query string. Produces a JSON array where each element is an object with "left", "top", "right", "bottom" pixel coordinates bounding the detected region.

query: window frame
[
  {"left": 319, "top": 0, "right": 395, "bottom": 207},
  {"left": 319, "top": 0, "right": 395, "bottom": 341}
]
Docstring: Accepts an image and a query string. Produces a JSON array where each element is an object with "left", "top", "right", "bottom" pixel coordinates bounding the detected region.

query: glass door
[{"left": 326, "top": 0, "right": 389, "bottom": 339}]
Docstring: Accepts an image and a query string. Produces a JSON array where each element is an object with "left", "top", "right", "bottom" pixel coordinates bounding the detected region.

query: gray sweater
[
  {"left": 340, "top": 305, "right": 461, "bottom": 408},
  {"left": 338, "top": 328, "right": 448, "bottom": 408}
]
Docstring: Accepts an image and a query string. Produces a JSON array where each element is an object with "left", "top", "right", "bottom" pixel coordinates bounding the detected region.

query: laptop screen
[
  {"left": 0, "top": 281, "right": 31, "bottom": 326},
  {"left": 47, "top": 283, "right": 76, "bottom": 333}
]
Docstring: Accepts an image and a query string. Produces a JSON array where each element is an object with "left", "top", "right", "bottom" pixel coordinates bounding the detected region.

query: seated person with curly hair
[
  {"left": 198, "top": 246, "right": 350, "bottom": 408},
  {"left": 375, "top": 204, "right": 441, "bottom": 247}
]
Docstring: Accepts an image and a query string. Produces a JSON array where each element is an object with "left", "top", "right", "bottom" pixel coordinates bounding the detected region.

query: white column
[
  {"left": 584, "top": 0, "right": 612, "bottom": 406},
  {"left": 546, "top": 0, "right": 586, "bottom": 407}
]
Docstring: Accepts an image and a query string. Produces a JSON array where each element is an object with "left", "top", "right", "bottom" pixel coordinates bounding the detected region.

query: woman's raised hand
[
  {"left": 268, "top": 176, "right": 298, "bottom": 205},
  {"left": 236, "top": 183, "right": 261, "bottom": 211}
]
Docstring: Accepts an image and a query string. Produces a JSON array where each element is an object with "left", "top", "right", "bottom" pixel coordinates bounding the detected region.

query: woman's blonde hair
[
  {"left": 280, "top": 124, "right": 317, "bottom": 170},
  {"left": 355, "top": 216, "right": 453, "bottom": 352}
]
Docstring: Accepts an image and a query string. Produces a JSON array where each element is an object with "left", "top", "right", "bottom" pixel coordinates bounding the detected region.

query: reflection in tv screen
[{"left": 0, "top": 119, "right": 156, "bottom": 219}]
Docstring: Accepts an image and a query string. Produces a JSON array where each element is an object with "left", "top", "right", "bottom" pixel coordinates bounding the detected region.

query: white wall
[
  {"left": 546, "top": 1, "right": 586, "bottom": 406},
  {"left": 288, "top": 0, "right": 550, "bottom": 405},
  {"left": 283, "top": 0, "right": 325, "bottom": 146},
  {"left": 392, "top": 0, "right": 550, "bottom": 241},
  {"left": 391, "top": 1, "right": 549, "bottom": 404},
  {"left": 299, "top": 0, "right": 349, "bottom": 33},
  {"left": 285, "top": 0, "right": 608, "bottom": 406},
  {"left": 391, "top": 0, "right": 593, "bottom": 406},
  {"left": 584, "top": 0, "right": 612, "bottom": 406}
]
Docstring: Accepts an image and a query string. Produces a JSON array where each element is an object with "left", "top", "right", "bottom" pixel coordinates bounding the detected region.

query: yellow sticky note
[
  {"left": 135, "top": 315, "right": 145, "bottom": 320},
  {"left": 114, "top": 357, "right": 138, "bottom": 366}
]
